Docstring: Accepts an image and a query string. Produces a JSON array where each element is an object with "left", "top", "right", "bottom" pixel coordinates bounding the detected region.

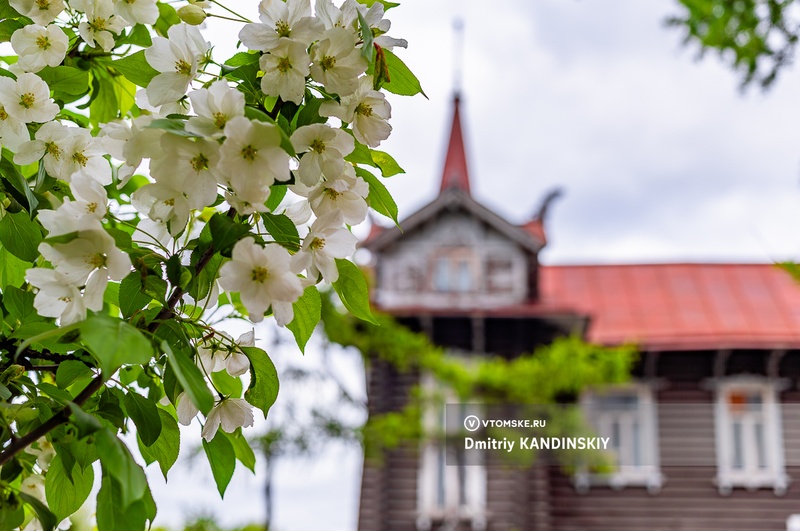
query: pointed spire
[{"left": 439, "top": 94, "right": 471, "bottom": 194}]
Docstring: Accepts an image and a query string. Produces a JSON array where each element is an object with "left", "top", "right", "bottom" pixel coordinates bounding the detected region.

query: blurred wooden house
[{"left": 358, "top": 94, "right": 800, "bottom": 531}]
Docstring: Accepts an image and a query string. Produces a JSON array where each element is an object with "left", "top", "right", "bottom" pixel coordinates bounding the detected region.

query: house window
[
  {"left": 577, "top": 383, "right": 662, "bottom": 492},
  {"left": 486, "top": 258, "right": 514, "bottom": 292},
  {"left": 714, "top": 379, "right": 788, "bottom": 495},
  {"left": 430, "top": 249, "right": 476, "bottom": 293},
  {"left": 418, "top": 375, "right": 486, "bottom": 530}
]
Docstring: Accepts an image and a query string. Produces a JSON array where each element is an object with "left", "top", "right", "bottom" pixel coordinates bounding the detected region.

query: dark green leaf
[
  {"left": 294, "top": 97, "right": 326, "bottom": 128},
  {"left": 3, "top": 285, "right": 37, "bottom": 323},
  {"left": 124, "top": 392, "right": 162, "bottom": 447},
  {"left": 0, "top": 211, "right": 42, "bottom": 262},
  {"left": 68, "top": 402, "right": 102, "bottom": 438},
  {"left": 36, "top": 66, "right": 89, "bottom": 95},
  {"left": 202, "top": 431, "right": 236, "bottom": 497},
  {"left": 80, "top": 316, "right": 154, "bottom": 377},
  {"left": 45, "top": 454, "right": 94, "bottom": 521},
  {"left": 109, "top": 50, "right": 159, "bottom": 88},
  {"left": 265, "top": 184, "right": 287, "bottom": 212},
  {"left": 163, "top": 340, "right": 214, "bottom": 414},
  {"left": 95, "top": 429, "right": 148, "bottom": 508},
  {"left": 211, "top": 370, "right": 243, "bottom": 398},
  {"left": 228, "top": 429, "right": 256, "bottom": 473},
  {"left": 242, "top": 346, "right": 279, "bottom": 418},
  {"left": 19, "top": 492, "right": 57, "bottom": 531},
  {"left": 355, "top": 166, "right": 399, "bottom": 225},
  {"left": 0, "top": 245, "right": 29, "bottom": 289},
  {"left": 0, "top": 150, "right": 37, "bottom": 212},
  {"left": 332, "top": 258, "right": 378, "bottom": 324},
  {"left": 261, "top": 213, "right": 300, "bottom": 252},
  {"left": 56, "top": 361, "right": 94, "bottom": 389},
  {"left": 382, "top": 49, "right": 426, "bottom": 97},
  {"left": 286, "top": 286, "right": 321, "bottom": 353},
  {"left": 138, "top": 409, "right": 180, "bottom": 480},
  {"left": 95, "top": 472, "right": 149, "bottom": 531},
  {"left": 209, "top": 212, "right": 251, "bottom": 254}
]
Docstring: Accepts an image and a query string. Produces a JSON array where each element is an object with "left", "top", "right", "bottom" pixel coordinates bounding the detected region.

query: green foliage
[
  {"left": 331, "top": 259, "right": 378, "bottom": 324},
  {"left": 286, "top": 285, "right": 322, "bottom": 353},
  {"left": 242, "top": 347, "right": 279, "bottom": 418},
  {"left": 202, "top": 432, "right": 236, "bottom": 497},
  {"left": 81, "top": 316, "right": 154, "bottom": 377},
  {"left": 667, "top": 0, "right": 800, "bottom": 88},
  {"left": 138, "top": 409, "right": 180, "bottom": 479},
  {"left": 355, "top": 166, "right": 399, "bottom": 224},
  {"left": 164, "top": 341, "right": 214, "bottom": 415},
  {"left": 45, "top": 455, "right": 94, "bottom": 521}
]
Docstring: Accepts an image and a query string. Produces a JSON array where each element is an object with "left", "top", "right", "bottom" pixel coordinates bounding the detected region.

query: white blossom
[
  {"left": 218, "top": 237, "right": 302, "bottom": 325},
  {"left": 131, "top": 181, "right": 193, "bottom": 236},
  {"left": 13, "top": 121, "right": 70, "bottom": 177},
  {"left": 24, "top": 437, "right": 56, "bottom": 472},
  {"left": 100, "top": 115, "right": 163, "bottom": 186},
  {"left": 320, "top": 76, "right": 391, "bottom": 147},
  {"left": 76, "top": 0, "right": 127, "bottom": 52},
  {"left": 11, "top": 24, "right": 69, "bottom": 73},
  {"left": 309, "top": 27, "right": 366, "bottom": 96},
  {"left": 292, "top": 163, "right": 368, "bottom": 225},
  {"left": 176, "top": 391, "right": 199, "bottom": 426},
  {"left": 201, "top": 398, "right": 255, "bottom": 442},
  {"left": 20, "top": 474, "right": 46, "bottom": 503},
  {"left": 39, "top": 227, "right": 131, "bottom": 285},
  {"left": 26, "top": 268, "right": 103, "bottom": 325},
  {"left": 60, "top": 129, "right": 112, "bottom": 185},
  {"left": 145, "top": 24, "right": 209, "bottom": 106},
  {"left": 259, "top": 38, "right": 310, "bottom": 105},
  {"left": 0, "top": 73, "right": 59, "bottom": 124},
  {"left": 9, "top": 0, "right": 64, "bottom": 25},
  {"left": 290, "top": 123, "right": 354, "bottom": 186},
  {"left": 37, "top": 174, "right": 108, "bottom": 236},
  {"left": 238, "top": 0, "right": 322, "bottom": 53},
  {"left": 0, "top": 103, "right": 29, "bottom": 151},
  {"left": 114, "top": 0, "right": 158, "bottom": 25},
  {"left": 186, "top": 80, "right": 245, "bottom": 138},
  {"left": 197, "top": 330, "right": 253, "bottom": 377},
  {"left": 150, "top": 134, "right": 220, "bottom": 208},
  {"left": 218, "top": 116, "right": 289, "bottom": 213},
  {"left": 293, "top": 212, "right": 357, "bottom": 282}
]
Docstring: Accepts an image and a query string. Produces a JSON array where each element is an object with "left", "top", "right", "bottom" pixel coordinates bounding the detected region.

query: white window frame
[
  {"left": 714, "top": 377, "right": 789, "bottom": 495},
  {"left": 417, "top": 372, "right": 486, "bottom": 531},
  {"left": 577, "top": 382, "right": 663, "bottom": 493}
]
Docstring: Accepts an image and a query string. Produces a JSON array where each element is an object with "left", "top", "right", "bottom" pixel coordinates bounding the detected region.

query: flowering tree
[{"left": 0, "top": 0, "right": 421, "bottom": 528}]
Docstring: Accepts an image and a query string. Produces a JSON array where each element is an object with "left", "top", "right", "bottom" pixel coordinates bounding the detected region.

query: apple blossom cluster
[{"left": 0, "top": 0, "right": 417, "bottom": 526}]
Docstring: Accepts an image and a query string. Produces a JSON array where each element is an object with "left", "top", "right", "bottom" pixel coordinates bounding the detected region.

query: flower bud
[{"left": 178, "top": 5, "right": 207, "bottom": 25}]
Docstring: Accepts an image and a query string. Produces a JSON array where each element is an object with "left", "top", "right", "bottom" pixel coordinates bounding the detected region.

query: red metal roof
[
  {"left": 439, "top": 95, "right": 471, "bottom": 194},
  {"left": 540, "top": 264, "right": 800, "bottom": 351}
]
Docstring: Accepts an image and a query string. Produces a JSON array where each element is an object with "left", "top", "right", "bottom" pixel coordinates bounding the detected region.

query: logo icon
[{"left": 464, "top": 415, "right": 480, "bottom": 432}]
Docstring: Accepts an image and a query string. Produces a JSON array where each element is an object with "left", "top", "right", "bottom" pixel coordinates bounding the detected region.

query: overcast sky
[{"left": 155, "top": 0, "right": 800, "bottom": 529}]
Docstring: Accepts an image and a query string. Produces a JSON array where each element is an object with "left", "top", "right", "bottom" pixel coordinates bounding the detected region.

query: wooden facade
[{"left": 358, "top": 95, "right": 800, "bottom": 531}]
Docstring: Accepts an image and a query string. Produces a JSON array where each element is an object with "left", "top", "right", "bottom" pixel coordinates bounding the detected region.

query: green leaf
[
  {"left": 265, "top": 184, "right": 287, "bottom": 212},
  {"left": 124, "top": 392, "right": 162, "bottom": 447},
  {"left": 344, "top": 139, "right": 374, "bottom": 166},
  {"left": 36, "top": 66, "right": 89, "bottom": 96},
  {"left": 357, "top": 10, "right": 375, "bottom": 64},
  {"left": 382, "top": 49, "right": 426, "bottom": 97},
  {"left": 202, "top": 431, "right": 236, "bottom": 497},
  {"left": 80, "top": 316, "right": 154, "bottom": 377},
  {"left": 109, "top": 50, "right": 159, "bottom": 88},
  {"left": 45, "top": 454, "right": 94, "bottom": 521},
  {"left": 56, "top": 361, "right": 94, "bottom": 389},
  {"left": 0, "top": 211, "right": 42, "bottom": 262},
  {"left": 147, "top": 117, "right": 200, "bottom": 138},
  {"left": 154, "top": 2, "right": 181, "bottom": 37},
  {"left": 355, "top": 166, "right": 399, "bottom": 225},
  {"left": 3, "top": 285, "right": 36, "bottom": 323},
  {"left": 118, "top": 272, "right": 151, "bottom": 318},
  {"left": 261, "top": 213, "right": 300, "bottom": 252},
  {"left": 19, "top": 492, "right": 57, "bottom": 531},
  {"left": 286, "top": 286, "right": 321, "bottom": 353},
  {"left": 89, "top": 73, "right": 119, "bottom": 126},
  {"left": 0, "top": 504, "right": 24, "bottom": 530},
  {"left": 68, "top": 402, "right": 102, "bottom": 438},
  {"left": 228, "top": 429, "right": 256, "bottom": 473},
  {"left": 138, "top": 408, "right": 180, "bottom": 480},
  {"left": 242, "top": 346, "right": 279, "bottom": 418},
  {"left": 95, "top": 429, "right": 148, "bottom": 509},
  {"left": 95, "top": 472, "right": 149, "bottom": 531},
  {"left": 332, "top": 259, "right": 378, "bottom": 325},
  {"left": 294, "top": 97, "right": 326, "bottom": 128},
  {"left": 208, "top": 212, "right": 251, "bottom": 254},
  {"left": 163, "top": 340, "right": 214, "bottom": 414},
  {"left": 117, "top": 24, "right": 152, "bottom": 47},
  {"left": 223, "top": 52, "right": 260, "bottom": 67},
  {"left": 0, "top": 4, "right": 22, "bottom": 18},
  {"left": 370, "top": 149, "right": 405, "bottom": 177},
  {"left": 211, "top": 370, "right": 243, "bottom": 398},
  {"left": 0, "top": 245, "right": 29, "bottom": 289},
  {"left": 356, "top": 0, "right": 399, "bottom": 9},
  {"left": 0, "top": 19, "right": 23, "bottom": 42},
  {"left": 0, "top": 150, "right": 37, "bottom": 212}
]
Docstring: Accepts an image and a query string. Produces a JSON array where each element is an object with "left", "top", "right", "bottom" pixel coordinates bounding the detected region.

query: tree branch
[{"left": 0, "top": 374, "right": 103, "bottom": 466}]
